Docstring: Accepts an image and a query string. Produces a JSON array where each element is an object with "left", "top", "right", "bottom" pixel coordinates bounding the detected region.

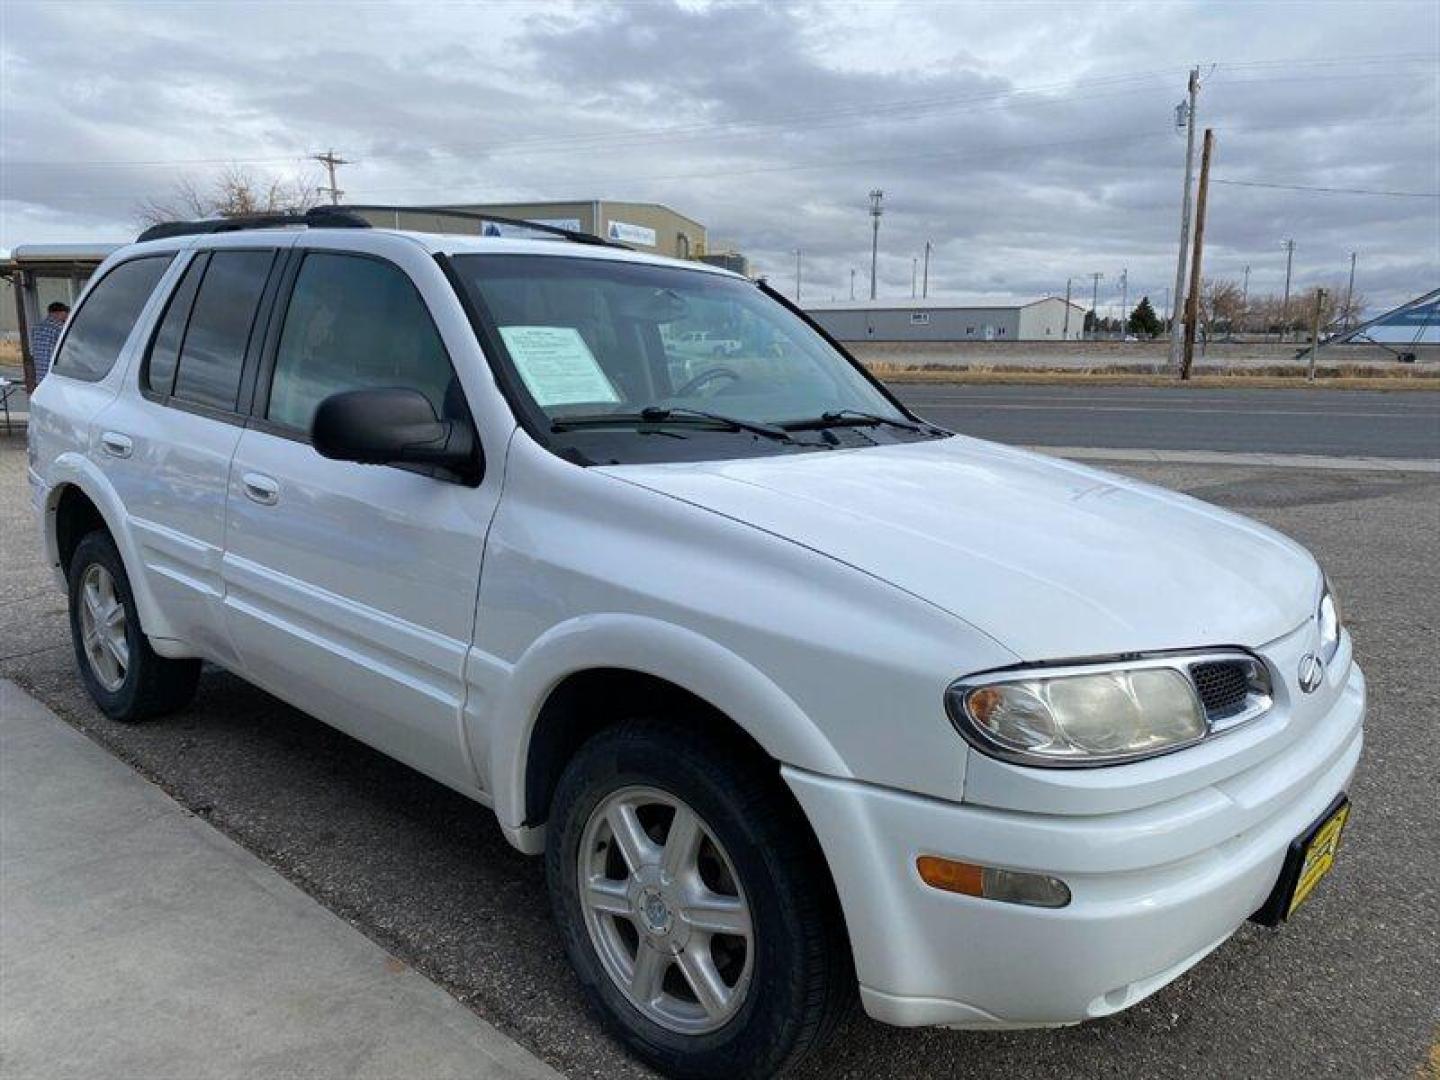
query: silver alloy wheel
[
  {"left": 79, "top": 563, "right": 129, "bottom": 692},
  {"left": 578, "top": 785, "right": 755, "bottom": 1034}
]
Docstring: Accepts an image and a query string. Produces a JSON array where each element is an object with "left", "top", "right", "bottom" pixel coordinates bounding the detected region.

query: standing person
[{"left": 29, "top": 301, "right": 70, "bottom": 385}]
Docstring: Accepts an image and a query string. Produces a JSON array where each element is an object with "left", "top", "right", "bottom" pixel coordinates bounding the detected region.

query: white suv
[{"left": 28, "top": 209, "right": 1363, "bottom": 1079}]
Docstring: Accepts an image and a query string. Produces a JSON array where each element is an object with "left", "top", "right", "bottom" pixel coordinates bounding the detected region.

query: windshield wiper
[
  {"left": 552, "top": 407, "right": 793, "bottom": 442},
  {"left": 781, "top": 408, "right": 934, "bottom": 433}
]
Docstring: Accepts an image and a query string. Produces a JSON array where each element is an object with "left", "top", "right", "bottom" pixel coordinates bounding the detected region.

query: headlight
[
  {"left": 947, "top": 652, "right": 1271, "bottom": 768},
  {"left": 1318, "top": 577, "right": 1342, "bottom": 662}
]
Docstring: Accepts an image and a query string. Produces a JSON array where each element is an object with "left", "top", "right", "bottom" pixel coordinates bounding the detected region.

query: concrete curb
[
  {"left": 1029, "top": 445, "right": 1440, "bottom": 474},
  {"left": 0, "top": 679, "right": 563, "bottom": 1080}
]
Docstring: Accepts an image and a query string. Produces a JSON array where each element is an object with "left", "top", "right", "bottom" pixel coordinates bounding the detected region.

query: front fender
[
  {"left": 470, "top": 612, "right": 851, "bottom": 848},
  {"left": 42, "top": 452, "right": 181, "bottom": 647}
]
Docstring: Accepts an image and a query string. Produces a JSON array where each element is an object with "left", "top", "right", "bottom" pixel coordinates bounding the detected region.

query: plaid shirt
[{"left": 29, "top": 317, "right": 65, "bottom": 380}]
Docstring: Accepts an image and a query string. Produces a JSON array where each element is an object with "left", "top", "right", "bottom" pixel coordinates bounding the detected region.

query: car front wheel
[{"left": 546, "top": 719, "right": 853, "bottom": 1079}]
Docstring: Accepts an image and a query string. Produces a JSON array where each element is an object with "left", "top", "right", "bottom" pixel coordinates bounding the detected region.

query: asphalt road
[
  {"left": 894, "top": 385, "right": 1440, "bottom": 460},
  {"left": 1, "top": 437, "right": 1437, "bottom": 1079}
]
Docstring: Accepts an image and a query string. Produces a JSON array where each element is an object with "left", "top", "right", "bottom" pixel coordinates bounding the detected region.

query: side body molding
[{"left": 469, "top": 613, "right": 851, "bottom": 853}]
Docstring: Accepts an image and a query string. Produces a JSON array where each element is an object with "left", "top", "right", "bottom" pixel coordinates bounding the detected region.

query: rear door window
[
  {"left": 143, "top": 254, "right": 208, "bottom": 396},
  {"left": 265, "top": 252, "right": 454, "bottom": 432},
  {"left": 50, "top": 255, "right": 173, "bottom": 381},
  {"left": 172, "top": 250, "right": 276, "bottom": 412}
]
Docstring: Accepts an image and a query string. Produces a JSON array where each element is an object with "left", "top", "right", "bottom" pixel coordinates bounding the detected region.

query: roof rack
[
  {"left": 338, "top": 203, "right": 630, "bottom": 249},
  {"left": 135, "top": 206, "right": 370, "bottom": 244},
  {"left": 133, "top": 203, "right": 631, "bottom": 251}
]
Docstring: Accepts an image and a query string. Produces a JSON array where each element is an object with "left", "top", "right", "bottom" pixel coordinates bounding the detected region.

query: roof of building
[
  {"left": 7, "top": 243, "right": 123, "bottom": 264},
  {"left": 802, "top": 296, "right": 1086, "bottom": 312},
  {"left": 1331, "top": 287, "right": 1439, "bottom": 346}
]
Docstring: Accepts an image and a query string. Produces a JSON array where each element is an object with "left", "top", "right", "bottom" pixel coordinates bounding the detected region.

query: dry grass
[
  {"left": 865, "top": 360, "right": 1440, "bottom": 392},
  {"left": 1419, "top": 1033, "right": 1440, "bottom": 1080}
]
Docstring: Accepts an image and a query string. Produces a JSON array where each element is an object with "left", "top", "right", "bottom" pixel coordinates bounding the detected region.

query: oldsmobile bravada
[{"left": 28, "top": 207, "right": 1363, "bottom": 1079}]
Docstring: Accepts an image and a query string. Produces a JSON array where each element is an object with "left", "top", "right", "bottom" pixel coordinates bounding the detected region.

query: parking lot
[{"left": 1, "top": 433, "right": 1436, "bottom": 1079}]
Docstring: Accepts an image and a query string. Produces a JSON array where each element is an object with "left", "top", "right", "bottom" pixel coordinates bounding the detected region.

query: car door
[
  {"left": 96, "top": 241, "right": 291, "bottom": 666},
  {"left": 221, "top": 240, "right": 499, "bottom": 793}
]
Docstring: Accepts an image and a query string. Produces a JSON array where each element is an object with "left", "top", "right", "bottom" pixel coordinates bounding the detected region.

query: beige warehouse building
[{"left": 357, "top": 201, "right": 706, "bottom": 260}]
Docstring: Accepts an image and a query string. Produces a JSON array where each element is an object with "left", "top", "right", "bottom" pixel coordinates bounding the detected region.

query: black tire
[
  {"left": 67, "top": 530, "right": 200, "bottom": 722},
  {"left": 546, "top": 719, "right": 854, "bottom": 1080}
]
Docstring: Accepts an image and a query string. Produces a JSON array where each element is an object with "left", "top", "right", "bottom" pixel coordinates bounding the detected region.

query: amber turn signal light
[
  {"left": 916, "top": 856, "right": 985, "bottom": 897},
  {"left": 916, "top": 856, "right": 1071, "bottom": 908}
]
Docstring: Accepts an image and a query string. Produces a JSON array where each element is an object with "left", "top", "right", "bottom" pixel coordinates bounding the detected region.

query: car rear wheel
[
  {"left": 546, "top": 719, "right": 853, "bottom": 1080},
  {"left": 67, "top": 531, "right": 200, "bottom": 722}
]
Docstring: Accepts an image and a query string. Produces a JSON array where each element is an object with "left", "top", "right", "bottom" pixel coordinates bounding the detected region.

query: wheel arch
[
  {"left": 41, "top": 455, "right": 176, "bottom": 645},
  {"left": 478, "top": 614, "right": 852, "bottom": 853}
]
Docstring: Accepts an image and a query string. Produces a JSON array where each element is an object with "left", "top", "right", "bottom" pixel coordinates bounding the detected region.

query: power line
[{"left": 1213, "top": 178, "right": 1440, "bottom": 198}]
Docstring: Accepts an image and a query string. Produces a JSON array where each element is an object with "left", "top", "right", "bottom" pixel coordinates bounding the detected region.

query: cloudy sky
[{"left": 2, "top": 0, "right": 1437, "bottom": 316}]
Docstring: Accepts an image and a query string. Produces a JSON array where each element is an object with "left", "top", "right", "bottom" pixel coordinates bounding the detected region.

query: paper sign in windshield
[{"left": 499, "top": 326, "right": 619, "bottom": 408}]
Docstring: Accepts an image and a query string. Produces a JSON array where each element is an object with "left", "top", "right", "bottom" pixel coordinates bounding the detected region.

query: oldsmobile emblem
[{"left": 1297, "top": 653, "right": 1324, "bottom": 694}]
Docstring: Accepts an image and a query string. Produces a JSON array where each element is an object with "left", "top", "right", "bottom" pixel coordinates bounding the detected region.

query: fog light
[{"left": 917, "top": 856, "right": 1071, "bottom": 908}]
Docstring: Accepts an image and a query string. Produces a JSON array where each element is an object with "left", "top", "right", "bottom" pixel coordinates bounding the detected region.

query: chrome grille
[
  {"left": 1191, "top": 661, "right": 1251, "bottom": 718},
  {"left": 1186, "top": 655, "right": 1272, "bottom": 731}
]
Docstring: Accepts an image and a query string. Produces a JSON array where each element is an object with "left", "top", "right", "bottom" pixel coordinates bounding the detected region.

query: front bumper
[{"left": 784, "top": 658, "right": 1364, "bottom": 1029}]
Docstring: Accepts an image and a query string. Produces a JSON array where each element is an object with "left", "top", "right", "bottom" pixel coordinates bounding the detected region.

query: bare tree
[
  {"left": 1341, "top": 289, "right": 1368, "bottom": 328},
  {"left": 1236, "top": 286, "right": 1362, "bottom": 338},
  {"left": 1199, "top": 277, "right": 1245, "bottom": 330},
  {"left": 136, "top": 165, "right": 321, "bottom": 226},
  {"left": 1291, "top": 285, "right": 1348, "bottom": 336},
  {"left": 1246, "top": 293, "right": 1287, "bottom": 336}
]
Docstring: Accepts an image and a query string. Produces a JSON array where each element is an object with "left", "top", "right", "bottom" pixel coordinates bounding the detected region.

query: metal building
[
  {"left": 355, "top": 201, "right": 706, "bottom": 260},
  {"left": 803, "top": 297, "right": 1086, "bottom": 342}
]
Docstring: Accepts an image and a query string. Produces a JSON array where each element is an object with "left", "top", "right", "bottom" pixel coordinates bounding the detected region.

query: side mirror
[{"left": 311, "top": 387, "right": 477, "bottom": 478}]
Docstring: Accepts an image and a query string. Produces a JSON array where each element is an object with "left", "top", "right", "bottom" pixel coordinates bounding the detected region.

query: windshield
[{"left": 452, "top": 254, "right": 938, "bottom": 465}]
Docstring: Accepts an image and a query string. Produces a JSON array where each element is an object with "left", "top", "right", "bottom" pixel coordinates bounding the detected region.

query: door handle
[
  {"left": 241, "top": 472, "right": 280, "bottom": 506},
  {"left": 100, "top": 432, "right": 133, "bottom": 458}
]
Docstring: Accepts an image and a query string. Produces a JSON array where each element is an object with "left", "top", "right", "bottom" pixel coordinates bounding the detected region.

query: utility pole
[
  {"left": 1180, "top": 128, "right": 1214, "bottom": 380},
  {"left": 1241, "top": 264, "right": 1251, "bottom": 333},
  {"left": 312, "top": 149, "right": 351, "bottom": 205},
  {"left": 1307, "top": 288, "right": 1327, "bottom": 381},
  {"left": 1089, "top": 272, "right": 1104, "bottom": 340},
  {"left": 1280, "top": 238, "right": 1296, "bottom": 341},
  {"left": 794, "top": 249, "right": 802, "bottom": 302},
  {"left": 1168, "top": 66, "right": 1202, "bottom": 372},
  {"left": 1118, "top": 267, "right": 1129, "bottom": 338},
  {"left": 922, "top": 240, "right": 932, "bottom": 298},
  {"left": 1063, "top": 277, "right": 1073, "bottom": 340},
  {"left": 868, "top": 189, "right": 884, "bottom": 299},
  {"left": 849, "top": 268, "right": 856, "bottom": 301},
  {"left": 1343, "top": 251, "right": 1358, "bottom": 329}
]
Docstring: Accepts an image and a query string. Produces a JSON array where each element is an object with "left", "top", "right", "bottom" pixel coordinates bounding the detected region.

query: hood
[{"left": 600, "top": 436, "right": 1319, "bottom": 660}]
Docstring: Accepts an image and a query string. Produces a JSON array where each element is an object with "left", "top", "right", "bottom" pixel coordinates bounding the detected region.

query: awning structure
[{"left": 2, "top": 244, "right": 120, "bottom": 390}]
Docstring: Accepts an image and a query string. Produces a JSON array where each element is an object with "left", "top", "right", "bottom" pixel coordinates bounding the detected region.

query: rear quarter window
[{"left": 50, "top": 255, "right": 173, "bottom": 382}]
